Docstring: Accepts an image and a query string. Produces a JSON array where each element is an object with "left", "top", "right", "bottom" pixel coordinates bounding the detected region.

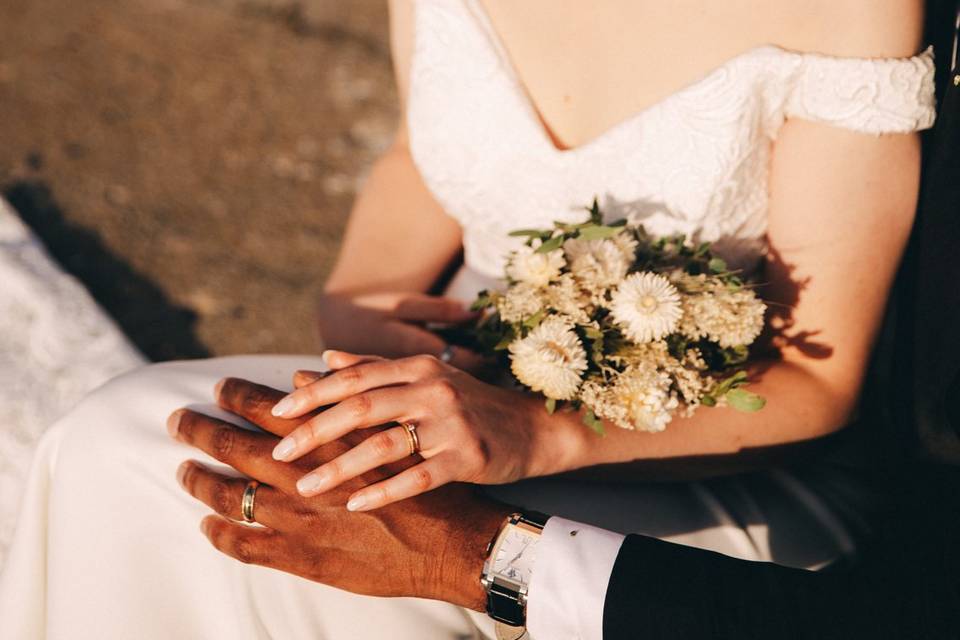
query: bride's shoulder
[{"left": 774, "top": 0, "right": 925, "bottom": 58}]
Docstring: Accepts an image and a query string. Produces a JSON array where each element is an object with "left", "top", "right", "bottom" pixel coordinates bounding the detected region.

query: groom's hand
[{"left": 167, "top": 377, "right": 511, "bottom": 610}]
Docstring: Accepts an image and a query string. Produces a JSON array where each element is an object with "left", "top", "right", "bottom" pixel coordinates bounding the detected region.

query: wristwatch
[{"left": 480, "top": 511, "right": 549, "bottom": 628}]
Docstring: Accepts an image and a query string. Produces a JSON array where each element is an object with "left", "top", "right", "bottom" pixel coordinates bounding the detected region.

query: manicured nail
[
  {"left": 272, "top": 437, "right": 297, "bottom": 461},
  {"left": 213, "top": 378, "right": 227, "bottom": 400},
  {"left": 296, "top": 471, "right": 327, "bottom": 495},
  {"left": 176, "top": 461, "right": 191, "bottom": 488},
  {"left": 321, "top": 350, "right": 333, "bottom": 366},
  {"left": 271, "top": 395, "right": 296, "bottom": 418},
  {"left": 167, "top": 410, "right": 184, "bottom": 438},
  {"left": 346, "top": 494, "right": 367, "bottom": 511}
]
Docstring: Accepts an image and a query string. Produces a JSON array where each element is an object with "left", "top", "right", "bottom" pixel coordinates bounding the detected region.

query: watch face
[{"left": 491, "top": 525, "right": 540, "bottom": 586}]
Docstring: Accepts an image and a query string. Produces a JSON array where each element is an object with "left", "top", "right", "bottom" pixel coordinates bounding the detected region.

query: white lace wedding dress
[{"left": 0, "top": 1, "right": 936, "bottom": 638}]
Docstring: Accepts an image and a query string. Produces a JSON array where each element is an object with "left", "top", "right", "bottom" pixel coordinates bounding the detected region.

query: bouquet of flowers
[{"left": 467, "top": 200, "right": 767, "bottom": 434}]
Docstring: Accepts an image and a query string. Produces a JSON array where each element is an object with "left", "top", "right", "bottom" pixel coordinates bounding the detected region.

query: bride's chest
[{"left": 405, "top": 1, "right": 797, "bottom": 277}]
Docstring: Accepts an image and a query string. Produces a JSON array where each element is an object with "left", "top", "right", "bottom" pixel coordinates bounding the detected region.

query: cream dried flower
[
  {"left": 508, "top": 316, "right": 588, "bottom": 400},
  {"left": 679, "top": 287, "right": 765, "bottom": 348},
  {"left": 563, "top": 237, "right": 631, "bottom": 294},
  {"left": 581, "top": 364, "right": 679, "bottom": 432},
  {"left": 497, "top": 283, "right": 544, "bottom": 323},
  {"left": 610, "top": 272, "right": 683, "bottom": 343},
  {"left": 506, "top": 243, "right": 565, "bottom": 287},
  {"left": 543, "top": 273, "right": 592, "bottom": 324}
]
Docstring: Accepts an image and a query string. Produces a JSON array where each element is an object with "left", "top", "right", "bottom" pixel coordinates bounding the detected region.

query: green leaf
[
  {"left": 522, "top": 309, "right": 546, "bottom": 330},
  {"left": 578, "top": 225, "right": 623, "bottom": 241},
  {"left": 508, "top": 229, "right": 548, "bottom": 238},
  {"left": 470, "top": 292, "right": 492, "bottom": 311},
  {"left": 583, "top": 326, "right": 604, "bottom": 340},
  {"left": 708, "top": 257, "right": 728, "bottom": 273},
  {"left": 701, "top": 395, "right": 717, "bottom": 407},
  {"left": 725, "top": 388, "right": 766, "bottom": 412},
  {"left": 535, "top": 235, "right": 564, "bottom": 254},
  {"left": 493, "top": 334, "right": 515, "bottom": 351},
  {"left": 545, "top": 398, "right": 557, "bottom": 414},
  {"left": 584, "top": 197, "right": 602, "bottom": 224},
  {"left": 582, "top": 410, "right": 606, "bottom": 436}
]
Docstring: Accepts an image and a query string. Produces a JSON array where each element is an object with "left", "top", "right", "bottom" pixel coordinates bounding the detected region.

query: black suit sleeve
[{"left": 602, "top": 466, "right": 960, "bottom": 640}]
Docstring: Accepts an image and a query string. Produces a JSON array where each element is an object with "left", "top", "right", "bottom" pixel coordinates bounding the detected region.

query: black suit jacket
[{"left": 603, "top": 10, "right": 960, "bottom": 639}]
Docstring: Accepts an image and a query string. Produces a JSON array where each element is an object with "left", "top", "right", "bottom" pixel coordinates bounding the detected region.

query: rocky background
[{"left": 0, "top": 0, "right": 397, "bottom": 360}]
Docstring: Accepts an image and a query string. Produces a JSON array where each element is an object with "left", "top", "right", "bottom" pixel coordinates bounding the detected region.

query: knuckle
[
  {"left": 370, "top": 430, "right": 398, "bottom": 458},
  {"left": 337, "top": 366, "right": 364, "bottom": 389},
  {"left": 324, "top": 458, "right": 343, "bottom": 483},
  {"left": 239, "top": 388, "right": 270, "bottom": 416},
  {"left": 373, "top": 484, "right": 390, "bottom": 506},
  {"left": 211, "top": 426, "right": 237, "bottom": 459},
  {"left": 345, "top": 393, "right": 372, "bottom": 420},
  {"left": 232, "top": 537, "right": 259, "bottom": 565},
  {"left": 410, "top": 354, "right": 441, "bottom": 376},
  {"left": 429, "top": 377, "right": 459, "bottom": 403},
  {"left": 410, "top": 466, "right": 433, "bottom": 492},
  {"left": 211, "top": 480, "right": 235, "bottom": 516},
  {"left": 180, "top": 463, "right": 199, "bottom": 493},
  {"left": 295, "top": 507, "right": 324, "bottom": 528}
]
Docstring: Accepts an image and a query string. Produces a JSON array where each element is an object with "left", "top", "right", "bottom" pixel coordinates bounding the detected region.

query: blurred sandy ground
[{"left": 0, "top": 0, "right": 397, "bottom": 360}]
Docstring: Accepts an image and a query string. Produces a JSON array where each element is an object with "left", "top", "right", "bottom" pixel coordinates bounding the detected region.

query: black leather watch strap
[{"left": 486, "top": 582, "right": 526, "bottom": 626}]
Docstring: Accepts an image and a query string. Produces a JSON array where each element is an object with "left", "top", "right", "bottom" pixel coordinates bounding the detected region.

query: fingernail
[
  {"left": 271, "top": 395, "right": 296, "bottom": 418},
  {"left": 272, "top": 437, "right": 297, "bottom": 461},
  {"left": 321, "top": 350, "right": 333, "bottom": 366},
  {"left": 176, "top": 461, "right": 191, "bottom": 488},
  {"left": 346, "top": 494, "right": 367, "bottom": 511},
  {"left": 167, "top": 410, "right": 184, "bottom": 438},
  {"left": 200, "top": 518, "right": 211, "bottom": 536},
  {"left": 296, "top": 471, "right": 327, "bottom": 495},
  {"left": 213, "top": 378, "right": 227, "bottom": 400}
]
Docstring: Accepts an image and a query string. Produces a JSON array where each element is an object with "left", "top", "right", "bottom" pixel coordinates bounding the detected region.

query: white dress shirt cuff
[{"left": 525, "top": 517, "right": 626, "bottom": 640}]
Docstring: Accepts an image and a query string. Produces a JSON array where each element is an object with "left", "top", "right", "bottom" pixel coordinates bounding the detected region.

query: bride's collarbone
[{"left": 476, "top": 0, "right": 921, "bottom": 151}]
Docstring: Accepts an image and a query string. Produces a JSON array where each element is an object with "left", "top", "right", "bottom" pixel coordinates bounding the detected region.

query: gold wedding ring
[
  {"left": 401, "top": 422, "right": 421, "bottom": 456},
  {"left": 241, "top": 481, "right": 260, "bottom": 523}
]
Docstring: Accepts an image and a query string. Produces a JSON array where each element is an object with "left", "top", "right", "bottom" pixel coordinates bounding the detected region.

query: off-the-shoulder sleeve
[{"left": 784, "top": 46, "right": 936, "bottom": 135}]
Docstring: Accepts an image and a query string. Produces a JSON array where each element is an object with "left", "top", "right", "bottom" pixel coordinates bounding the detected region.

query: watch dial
[{"left": 492, "top": 528, "right": 539, "bottom": 585}]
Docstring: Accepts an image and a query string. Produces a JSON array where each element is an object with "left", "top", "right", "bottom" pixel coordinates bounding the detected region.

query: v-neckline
[{"left": 465, "top": 0, "right": 779, "bottom": 158}]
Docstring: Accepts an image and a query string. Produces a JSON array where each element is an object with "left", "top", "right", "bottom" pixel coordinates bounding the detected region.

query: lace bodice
[{"left": 407, "top": 0, "right": 936, "bottom": 279}]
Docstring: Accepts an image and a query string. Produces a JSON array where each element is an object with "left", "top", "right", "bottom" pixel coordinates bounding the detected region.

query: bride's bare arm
[
  {"left": 260, "top": 4, "right": 926, "bottom": 508},
  {"left": 317, "top": 0, "right": 483, "bottom": 366},
  {"left": 542, "top": 15, "right": 926, "bottom": 474}
]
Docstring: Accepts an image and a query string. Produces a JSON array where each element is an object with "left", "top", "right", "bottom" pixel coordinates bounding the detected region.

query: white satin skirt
[{"left": 0, "top": 354, "right": 856, "bottom": 639}]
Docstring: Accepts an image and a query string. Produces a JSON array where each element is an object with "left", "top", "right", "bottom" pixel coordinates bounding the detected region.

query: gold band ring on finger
[
  {"left": 401, "top": 422, "right": 421, "bottom": 456},
  {"left": 241, "top": 481, "right": 260, "bottom": 523}
]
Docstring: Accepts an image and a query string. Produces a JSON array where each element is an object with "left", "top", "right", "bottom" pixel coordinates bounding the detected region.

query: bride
[{"left": 0, "top": 0, "right": 935, "bottom": 638}]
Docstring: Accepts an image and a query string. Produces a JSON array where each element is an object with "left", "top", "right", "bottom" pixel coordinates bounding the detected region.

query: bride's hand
[
  {"left": 269, "top": 350, "right": 581, "bottom": 511},
  {"left": 317, "top": 291, "right": 486, "bottom": 373}
]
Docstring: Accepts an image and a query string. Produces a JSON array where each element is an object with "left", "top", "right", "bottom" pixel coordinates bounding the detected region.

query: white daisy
[
  {"left": 508, "top": 316, "right": 588, "bottom": 400},
  {"left": 506, "top": 243, "right": 565, "bottom": 287},
  {"left": 610, "top": 272, "right": 683, "bottom": 343}
]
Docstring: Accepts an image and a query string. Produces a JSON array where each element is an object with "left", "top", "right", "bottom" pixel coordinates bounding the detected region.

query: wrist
[
  {"left": 524, "top": 395, "right": 590, "bottom": 477},
  {"left": 437, "top": 501, "right": 513, "bottom": 611}
]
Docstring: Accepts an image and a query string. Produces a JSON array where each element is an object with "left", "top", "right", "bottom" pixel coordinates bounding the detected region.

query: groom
[{"left": 171, "top": 15, "right": 960, "bottom": 639}]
